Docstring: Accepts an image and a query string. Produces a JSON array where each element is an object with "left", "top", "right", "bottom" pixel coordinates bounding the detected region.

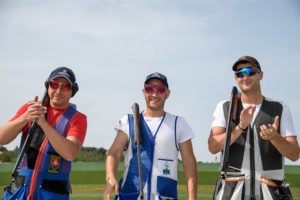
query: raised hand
[
  {"left": 103, "top": 176, "right": 119, "bottom": 200},
  {"left": 260, "top": 116, "right": 279, "bottom": 141},
  {"left": 24, "top": 96, "right": 47, "bottom": 124},
  {"left": 239, "top": 104, "right": 256, "bottom": 129}
]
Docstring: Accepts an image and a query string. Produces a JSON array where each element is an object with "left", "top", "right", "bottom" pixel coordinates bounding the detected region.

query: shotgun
[
  {"left": 132, "top": 103, "right": 144, "bottom": 199},
  {"left": 220, "top": 86, "right": 239, "bottom": 178},
  {"left": 12, "top": 90, "right": 49, "bottom": 177}
]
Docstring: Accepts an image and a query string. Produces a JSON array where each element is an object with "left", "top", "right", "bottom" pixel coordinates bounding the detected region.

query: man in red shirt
[{"left": 0, "top": 67, "right": 87, "bottom": 200}]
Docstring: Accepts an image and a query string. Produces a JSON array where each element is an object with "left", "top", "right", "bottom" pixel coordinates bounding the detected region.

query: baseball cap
[
  {"left": 144, "top": 72, "right": 169, "bottom": 89},
  {"left": 49, "top": 67, "right": 76, "bottom": 86},
  {"left": 232, "top": 56, "right": 261, "bottom": 71}
]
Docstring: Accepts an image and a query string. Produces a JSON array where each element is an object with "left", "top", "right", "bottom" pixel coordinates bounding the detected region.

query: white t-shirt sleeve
[
  {"left": 211, "top": 100, "right": 227, "bottom": 128},
  {"left": 114, "top": 115, "right": 130, "bottom": 136},
  {"left": 176, "top": 116, "right": 195, "bottom": 144},
  {"left": 280, "top": 102, "right": 296, "bottom": 137}
]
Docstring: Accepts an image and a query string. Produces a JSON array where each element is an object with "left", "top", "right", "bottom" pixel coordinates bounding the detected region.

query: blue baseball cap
[
  {"left": 49, "top": 66, "right": 76, "bottom": 86},
  {"left": 144, "top": 72, "right": 169, "bottom": 89}
]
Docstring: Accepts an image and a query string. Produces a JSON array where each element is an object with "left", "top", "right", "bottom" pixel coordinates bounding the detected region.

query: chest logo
[
  {"left": 163, "top": 162, "right": 170, "bottom": 175},
  {"left": 48, "top": 155, "right": 61, "bottom": 173}
]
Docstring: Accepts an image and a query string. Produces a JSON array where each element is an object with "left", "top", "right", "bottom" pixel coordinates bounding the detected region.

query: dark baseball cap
[
  {"left": 144, "top": 72, "right": 169, "bottom": 89},
  {"left": 49, "top": 67, "right": 76, "bottom": 85},
  {"left": 232, "top": 56, "right": 261, "bottom": 71}
]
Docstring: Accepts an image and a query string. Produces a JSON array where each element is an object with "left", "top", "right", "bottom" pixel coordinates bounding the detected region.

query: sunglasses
[
  {"left": 49, "top": 80, "right": 71, "bottom": 91},
  {"left": 144, "top": 84, "right": 166, "bottom": 94},
  {"left": 235, "top": 67, "right": 260, "bottom": 78}
]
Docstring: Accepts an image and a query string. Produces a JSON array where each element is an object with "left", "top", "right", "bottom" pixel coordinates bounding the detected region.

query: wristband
[{"left": 237, "top": 124, "right": 247, "bottom": 132}]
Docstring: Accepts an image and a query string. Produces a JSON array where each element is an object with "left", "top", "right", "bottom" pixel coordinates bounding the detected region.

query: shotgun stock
[
  {"left": 220, "top": 86, "right": 239, "bottom": 178},
  {"left": 12, "top": 90, "right": 49, "bottom": 177},
  {"left": 132, "top": 103, "right": 144, "bottom": 199}
]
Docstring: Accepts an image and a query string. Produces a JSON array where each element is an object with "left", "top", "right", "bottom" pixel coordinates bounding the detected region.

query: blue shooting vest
[
  {"left": 116, "top": 112, "right": 179, "bottom": 200},
  {"left": 2, "top": 106, "right": 77, "bottom": 200}
]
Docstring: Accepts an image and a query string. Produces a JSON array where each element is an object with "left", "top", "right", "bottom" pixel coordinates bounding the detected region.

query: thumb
[
  {"left": 273, "top": 116, "right": 279, "bottom": 129},
  {"left": 115, "top": 182, "right": 119, "bottom": 195},
  {"left": 34, "top": 96, "right": 38, "bottom": 102}
]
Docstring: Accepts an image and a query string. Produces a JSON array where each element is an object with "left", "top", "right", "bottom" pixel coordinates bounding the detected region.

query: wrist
[
  {"left": 106, "top": 175, "right": 116, "bottom": 182},
  {"left": 269, "top": 133, "right": 280, "bottom": 142},
  {"left": 237, "top": 124, "right": 247, "bottom": 132}
]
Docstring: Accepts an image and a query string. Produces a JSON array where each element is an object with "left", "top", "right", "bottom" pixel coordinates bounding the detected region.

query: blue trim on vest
[
  {"left": 142, "top": 112, "right": 166, "bottom": 200},
  {"left": 117, "top": 112, "right": 166, "bottom": 199},
  {"left": 174, "top": 116, "right": 179, "bottom": 151},
  {"left": 118, "top": 113, "right": 152, "bottom": 197},
  {"left": 124, "top": 114, "right": 132, "bottom": 152}
]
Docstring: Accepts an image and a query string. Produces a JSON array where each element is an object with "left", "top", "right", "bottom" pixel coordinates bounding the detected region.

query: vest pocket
[
  {"left": 260, "top": 177, "right": 293, "bottom": 199},
  {"left": 37, "top": 187, "right": 69, "bottom": 200},
  {"left": 40, "top": 179, "right": 69, "bottom": 194},
  {"left": 2, "top": 185, "right": 26, "bottom": 200},
  {"left": 156, "top": 176, "right": 177, "bottom": 199}
]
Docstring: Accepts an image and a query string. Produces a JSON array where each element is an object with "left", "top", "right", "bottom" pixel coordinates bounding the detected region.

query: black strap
[
  {"left": 41, "top": 179, "right": 69, "bottom": 194},
  {"left": 248, "top": 126, "right": 256, "bottom": 199}
]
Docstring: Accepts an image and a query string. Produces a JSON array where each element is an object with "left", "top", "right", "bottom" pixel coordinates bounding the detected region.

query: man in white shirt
[
  {"left": 104, "top": 72, "right": 197, "bottom": 200},
  {"left": 208, "top": 56, "right": 299, "bottom": 200}
]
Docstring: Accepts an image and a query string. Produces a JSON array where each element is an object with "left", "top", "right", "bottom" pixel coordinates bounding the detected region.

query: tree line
[{"left": 0, "top": 146, "right": 108, "bottom": 163}]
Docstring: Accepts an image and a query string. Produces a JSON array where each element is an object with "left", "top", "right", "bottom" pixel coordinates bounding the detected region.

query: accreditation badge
[
  {"left": 158, "top": 158, "right": 174, "bottom": 176},
  {"left": 163, "top": 162, "right": 170, "bottom": 175},
  {"left": 48, "top": 154, "right": 61, "bottom": 173}
]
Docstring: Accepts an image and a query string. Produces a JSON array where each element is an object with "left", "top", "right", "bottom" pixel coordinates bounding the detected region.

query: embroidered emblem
[
  {"left": 163, "top": 162, "right": 170, "bottom": 175},
  {"left": 48, "top": 155, "right": 61, "bottom": 173}
]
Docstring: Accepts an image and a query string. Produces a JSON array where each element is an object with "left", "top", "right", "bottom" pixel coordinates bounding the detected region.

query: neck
[
  {"left": 49, "top": 102, "right": 70, "bottom": 109},
  {"left": 241, "top": 90, "right": 263, "bottom": 104},
  {"left": 144, "top": 109, "right": 165, "bottom": 117}
]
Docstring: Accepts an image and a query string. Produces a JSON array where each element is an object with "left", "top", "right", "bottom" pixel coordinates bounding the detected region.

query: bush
[{"left": 0, "top": 146, "right": 18, "bottom": 163}]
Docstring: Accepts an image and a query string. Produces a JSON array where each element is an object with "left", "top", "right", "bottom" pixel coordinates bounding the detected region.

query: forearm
[
  {"left": 180, "top": 139, "right": 198, "bottom": 200},
  {"left": 39, "top": 122, "right": 81, "bottom": 161},
  {"left": 270, "top": 135, "right": 300, "bottom": 161},
  {"left": 104, "top": 133, "right": 127, "bottom": 198},
  {"left": 105, "top": 155, "right": 120, "bottom": 181},
  {"left": 183, "top": 159, "right": 197, "bottom": 200},
  {"left": 0, "top": 116, "right": 29, "bottom": 145},
  {"left": 208, "top": 125, "right": 244, "bottom": 154}
]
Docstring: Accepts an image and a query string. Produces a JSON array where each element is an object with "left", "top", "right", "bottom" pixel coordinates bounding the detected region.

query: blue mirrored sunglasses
[{"left": 235, "top": 67, "right": 260, "bottom": 78}]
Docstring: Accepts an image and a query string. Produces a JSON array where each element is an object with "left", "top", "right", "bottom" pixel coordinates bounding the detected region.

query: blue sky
[{"left": 0, "top": 0, "right": 299, "bottom": 165}]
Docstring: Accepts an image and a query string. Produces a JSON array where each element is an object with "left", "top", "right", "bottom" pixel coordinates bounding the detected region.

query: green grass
[
  {"left": 1, "top": 162, "right": 300, "bottom": 199},
  {"left": 1, "top": 184, "right": 300, "bottom": 200}
]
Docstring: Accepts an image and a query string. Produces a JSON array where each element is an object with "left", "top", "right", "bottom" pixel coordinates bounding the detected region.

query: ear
[
  {"left": 142, "top": 88, "right": 146, "bottom": 98},
  {"left": 234, "top": 75, "right": 238, "bottom": 82},
  {"left": 259, "top": 71, "right": 263, "bottom": 80},
  {"left": 165, "top": 89, "right": 171, "bottom": 99}
]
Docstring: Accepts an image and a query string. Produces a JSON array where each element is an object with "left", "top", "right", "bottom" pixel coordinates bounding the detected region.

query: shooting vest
[
  {"left": 2, "top": 106, "right": 77, "bottom": 200},
  {"left": 213, "top": 97, "right": 293, "bottom": 200},
  {"left": 116, "top": 112, "right": 179, "bottom": 200}
]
